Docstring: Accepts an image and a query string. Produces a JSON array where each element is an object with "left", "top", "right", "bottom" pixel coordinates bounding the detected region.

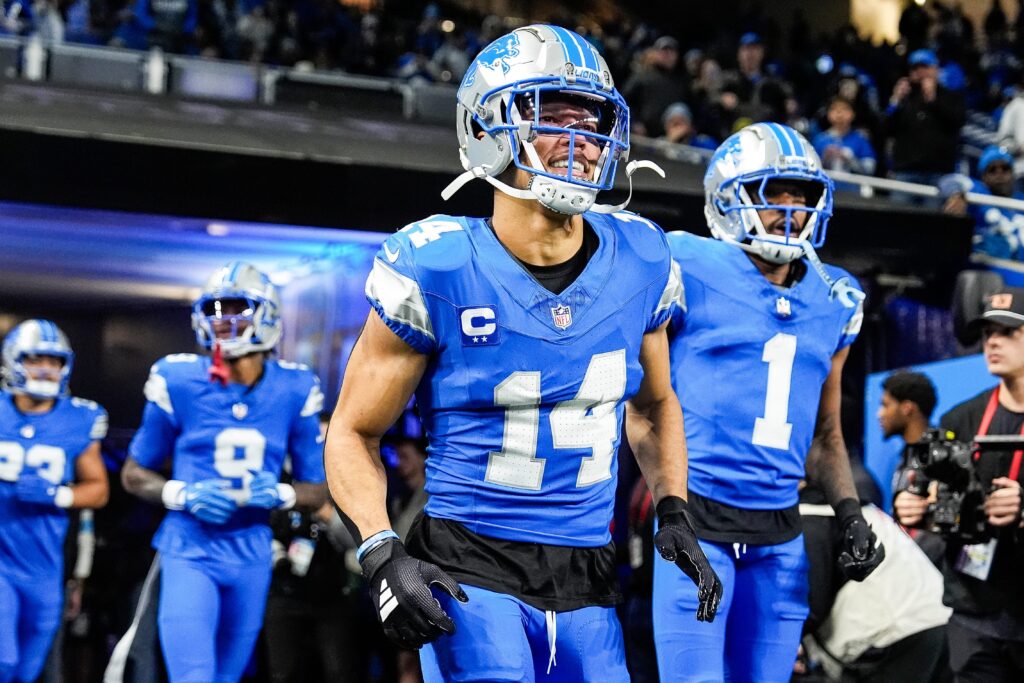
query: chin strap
[
  {"left": 590, "top": 159, "right": 666, "bottom": 214},
  {"left": 442, "top": 159, "right": 667, "bottom": 215},
  {"left": 799, "top": 240, "right": 865, "bottom": 309},
  {"left": 208, "top": 341, "right": 230, "bottom": 386}
]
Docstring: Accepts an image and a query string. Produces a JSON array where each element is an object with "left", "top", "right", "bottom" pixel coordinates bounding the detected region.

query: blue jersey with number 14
[
  {"left": 365, "top": 212, "right": 682, "bottom": 547},
  {"left": 129, "top": 355, "right": 325, "bottom": 564},
  {"left": 667, "top": 232, "right": 862, "bottom": 510}
]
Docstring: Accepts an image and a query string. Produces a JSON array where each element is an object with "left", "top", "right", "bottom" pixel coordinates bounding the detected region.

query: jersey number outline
[
  {"left": 485, "top": 350, "right": 626, "bottom": 490},
  {"left": 751, "top": 333, "right": 797, "bottom": 450},
  {"left": 0, "top": 442, "right": 68, "bottom": 484},
  {"left": 213, "top": 428, "right": 266, "bottom": 496}
]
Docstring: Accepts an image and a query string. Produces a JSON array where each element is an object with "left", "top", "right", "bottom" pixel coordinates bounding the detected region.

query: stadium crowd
[{"left": 2, "top": 4, "right": 1024, "bottom": 683}]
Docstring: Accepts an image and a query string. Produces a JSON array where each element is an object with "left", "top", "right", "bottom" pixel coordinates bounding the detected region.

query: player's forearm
[
  {"left": 121, "top": 458, "right": 168, "bottom": 505},
  {"left": 291, "top": 481, "right": 328, "bottom": 512},
  {"left": 626, "top": 396, "right": 688, "bottom": 504},
  {"left": 323, "top": 427, "right": 391, "bottom": 545},
  {"left": 70, "top": 479, "right": 109, "bottom": 508},
  {"left": 805, "top": 418, "right": 858, "bottom": 506}
]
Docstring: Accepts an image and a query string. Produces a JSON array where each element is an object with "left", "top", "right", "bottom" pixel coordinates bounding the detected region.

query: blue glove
[
  {"left": 246, "top": 470, "right": 294, "bottom": 509},
  {"left": 15, "top": 473, "right": 63, "bottom": 508},
  {"left": 183, "top": 480, "right": 238, "bottom": 524}
]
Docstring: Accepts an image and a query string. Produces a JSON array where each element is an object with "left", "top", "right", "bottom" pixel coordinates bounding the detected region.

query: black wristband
[
  {"left": 833, "top": 497, "right": 862, "bottom": 528},
  {"left": 656, "top": 495, "right": 689, "bottom": 524}
]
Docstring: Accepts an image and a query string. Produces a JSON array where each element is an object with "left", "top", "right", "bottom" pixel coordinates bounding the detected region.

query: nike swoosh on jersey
[{"left": 384, "top": 243, "right": 401, "bottom": 263}]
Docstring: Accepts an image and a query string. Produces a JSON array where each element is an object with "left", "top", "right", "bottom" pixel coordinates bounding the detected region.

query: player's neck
[
  {"left": 13, "top": 393, "right": 55, "bottom": 414},
  {"left": 491, "top": 192, "right": 585, "bottom": 266},
  {"left": 746, "top": 252, "right": 792, "bottom": 286},
  {"left": 998, "top": 374, "right": 1024, "bottom": 412},
  {"left": 226, "top": 353, "right": 265, "bottom": 387}
]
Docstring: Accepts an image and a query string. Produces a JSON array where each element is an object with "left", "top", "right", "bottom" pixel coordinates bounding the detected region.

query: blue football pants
[
  {"left": 420, "top": 584, "right": 630, "bottom": 683},
  {"left": 653, "top": 535, "right": 809, "bottom": 683},
  {"left": 158, "top": 555, "right": 271, "bottom": 683},
  {"left": 0, "top": 570, "right": 62, "bottom": 683}
]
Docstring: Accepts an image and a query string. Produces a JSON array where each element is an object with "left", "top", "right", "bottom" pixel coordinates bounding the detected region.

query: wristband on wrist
[
  {"left": 54, "top": 486, "right": 74, "bottom": 509},
  {"left": 834, "top": 497, "right": 862, "bottom": 527},
  {"left": 356, "top": 530, "right": 399, "bottom": 564},
  {"left": 656, "top": 495, "right": 689, "bottom": 524},
  {"left": 275, "top": 483, "right": 296, "bottom": 510},
  {"left": 161, "top": 480, "right": 187, "bottom": 510}
]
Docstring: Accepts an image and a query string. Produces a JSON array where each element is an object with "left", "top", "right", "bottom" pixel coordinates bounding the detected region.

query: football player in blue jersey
[
  {"left": 654, "top": 122, "right": 886, "bottom": 682},
  {"left": 324, "top": 24, "right": 721, "bottom": 683},
  {"left": 120, "top": 262, "right": 328, "bottom": 683},
  {"left": 0, "top": 320, "right": 109, "bottom": 683}
]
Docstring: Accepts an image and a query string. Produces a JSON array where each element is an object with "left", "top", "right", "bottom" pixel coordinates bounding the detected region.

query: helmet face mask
[
  {"left": 192, "top": 263, "right": 281, "bottom": 359},
  {"left": 452, "top": 25, "right": 631, "bottom": 215},
  {"left": 2, "top": 320, "right": 74, "bottom": 399},
  {"left": 705, "top": 123, "right": 834, "bottom": 264}
]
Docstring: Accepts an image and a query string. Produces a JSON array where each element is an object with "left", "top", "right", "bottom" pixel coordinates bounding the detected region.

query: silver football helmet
[
  {"left": 2, "top": 319, "right": 74, "bottom": 399},
  {"left": 704, "top": 123, "right": 834, "bottom": 264},
  {"left": 192, "top": 262, "right": 282, "bottom": 359},
  {"left": 442, "top": 24, "right": 648, "bottom": 215}
]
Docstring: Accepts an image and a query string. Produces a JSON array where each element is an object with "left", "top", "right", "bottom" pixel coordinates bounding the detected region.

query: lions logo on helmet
[
  {"left": 704, "top": 122, "right": 834, "bottom": 264},
  {"left": 1, "top": 319, "right": 74, "bottom": 399},
  {"left": 191, "top": 262, "right": 282, "bottom": 359},
  {"left": 442, "top": 24, "right": 660, "bottom": 216}
]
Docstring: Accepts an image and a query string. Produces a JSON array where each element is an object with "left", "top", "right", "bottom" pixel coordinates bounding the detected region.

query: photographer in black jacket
[{"left": 894, "top": 288, "right": 1024, "bottom": 681}]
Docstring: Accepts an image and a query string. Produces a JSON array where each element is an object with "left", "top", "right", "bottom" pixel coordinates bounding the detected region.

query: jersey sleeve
[
  {"left": 288, "top": 370, "right": 326, "bottom": 484},
  {"left": 128, "top": 360, "right": 181, "bottom": 469},
  {"left": 836, "top": 273, "right": 865, "bottom": 352},
  {"left": 364, "top": 232, "right": 437, "bottom": 354},
  {"left": 648, "top": 257, "right": 684, "bottom": 332},
  {"left": 90, "top": 406, "right": 108, "bottom": 441}
]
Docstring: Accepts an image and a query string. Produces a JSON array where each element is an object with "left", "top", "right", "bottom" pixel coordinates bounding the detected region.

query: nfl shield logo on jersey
[
  {"left": 775, "top": 297, "right": 792, "bottom": 318},
  {"left": 551, "top": 304, "right": 573, "bottom": 329}
]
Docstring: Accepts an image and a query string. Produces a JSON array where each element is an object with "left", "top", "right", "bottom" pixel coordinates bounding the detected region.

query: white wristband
[
  {"left": 276, "top": 483, "right": 296, "bottom": 510},
  {"left": 161, "top": 480, "right": 187, "bottom": 510},
  {"left": 54, "top": 486, "right": 74, "bottom": 509}
]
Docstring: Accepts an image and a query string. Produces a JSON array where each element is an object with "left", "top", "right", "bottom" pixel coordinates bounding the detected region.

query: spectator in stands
[
  {"left": 622, "top": 35, "right": 688, "bottom": 138},
  {"left": 886, "top": 48, "right": 966, "bottom": 203},
  {"left": 112, "top": 0, "right": 198, "bottom": 53},
  {"left": 236, "top": 2, "right": 274, "bottom": 63},
  {"left": 997, "top": 77, "right": 1024, "bottom": 186},
  {"left": 658, "top": 102, "right": 716, "bottom": 151},
  {"left": 942, "top": 145, "right": 1024, "bottom": 284},
  {"left": 0, "top": 0, "right": 32, "bottom": 35},
  {"left": 813, "top": 96, "right": 877, "bottom": 191},
  {"left": 728, "top": 31, "right": 765, "bottom": 105}
]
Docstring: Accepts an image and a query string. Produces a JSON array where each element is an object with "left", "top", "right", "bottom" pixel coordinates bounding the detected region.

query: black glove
[
  {"left": 359, "top": 538, "right": 468, "bottom": 649},
  {"left": 653, "top": 496, "right": 723, "bottom": 622},
  {"left": 835, "top": 498, "right": 885, "bottom": 582}
]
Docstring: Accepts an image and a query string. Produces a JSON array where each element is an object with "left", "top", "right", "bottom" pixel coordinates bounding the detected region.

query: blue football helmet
[
  {"left": 443, "top": 24, "right": 639, "bottom": 215},
  {"left": 704, "top": 123, "right": 834, "bottom": 264},
  {"left": 2, "top": 319, "right": 74, "bottom": 399},
  {"left": 191, "top": 262, "right": 282, "bottom": 359}
]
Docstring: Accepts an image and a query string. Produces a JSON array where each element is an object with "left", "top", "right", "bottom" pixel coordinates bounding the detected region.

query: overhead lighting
[{"left": 441, "top": 19, "right": 455, "bottom": 33}]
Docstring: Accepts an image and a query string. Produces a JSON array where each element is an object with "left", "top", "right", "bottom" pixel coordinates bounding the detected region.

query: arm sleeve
[
  {"left": 288, "top": 374, "right": 326, "bottom": 484},
  {"left": 127, "top": 364, "right": 180, "bottom": 469},
  {"left": 364, "top": 236, "right": 437, "bottom": 354}
]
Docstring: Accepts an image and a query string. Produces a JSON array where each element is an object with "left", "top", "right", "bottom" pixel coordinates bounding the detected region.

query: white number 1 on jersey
[{"left": 751, "top": 333, "right": 797, "bottom": 450}]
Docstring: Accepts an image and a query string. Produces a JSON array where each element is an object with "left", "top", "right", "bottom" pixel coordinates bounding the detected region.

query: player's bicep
[
  {"left": 331, "top": 311, "right": 428, "bottom": 439},
  {"left": 74, "top": 441, "right": 107, "bottom": 487},
  {"left": 631, "top": 322, "right": 676, "bottom": 412}
]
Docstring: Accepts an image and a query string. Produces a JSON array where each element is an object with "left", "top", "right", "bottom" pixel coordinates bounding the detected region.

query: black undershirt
[{"left": 404, "top": 220, "right": 614, "bottom": 612}]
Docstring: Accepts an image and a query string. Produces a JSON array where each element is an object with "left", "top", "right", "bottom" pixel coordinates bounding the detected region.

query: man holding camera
[{"left": 894, "top": 288, "right": 1024, "bottom": 681}]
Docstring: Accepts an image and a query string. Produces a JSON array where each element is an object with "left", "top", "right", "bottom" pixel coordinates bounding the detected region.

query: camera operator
[{"left": 894, "top": 288, "right": 1024, "bottom": 680}]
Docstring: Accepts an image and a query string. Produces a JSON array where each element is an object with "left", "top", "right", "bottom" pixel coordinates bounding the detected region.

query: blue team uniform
[
  {"left": 0, "top": 393, "right": 107, "bottom": 683},
  {"left": 129, "top": 354, "right": 325, "bottom": 683},
  {"left": 654, "top": 231, "right": 862, "bottom": 683},
  {"left": 365, "top": 212, "right": 682, "bottom": 682}
]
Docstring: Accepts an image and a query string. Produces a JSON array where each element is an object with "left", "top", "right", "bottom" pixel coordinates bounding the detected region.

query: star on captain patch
[
  {"left": 551, "top": 303, "right": 573, "bottom": 330},
  {"left": 775, "top": 296, "right": 792, "bottom": 317},
  {"left": 232, "top": 403, "right": 249, "bottom": 420}
]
